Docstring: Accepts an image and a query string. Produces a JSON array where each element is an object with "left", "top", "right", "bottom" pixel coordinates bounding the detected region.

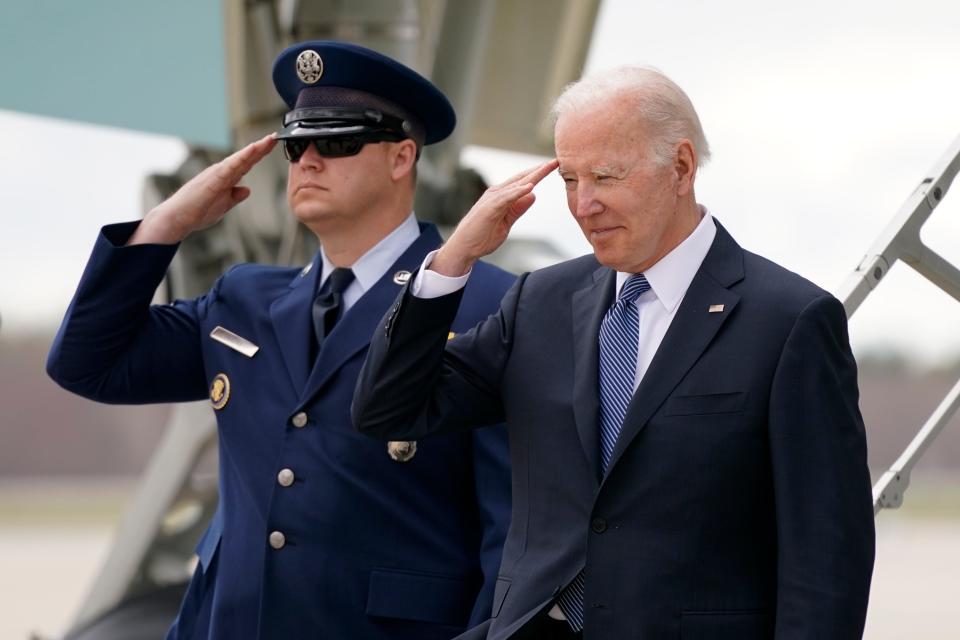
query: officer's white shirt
[
  {"left": 413, "top": 207, "right": 717, "bottom": 391},
  {"left": 319, "top": 212, "right": 420, "bottom": 312}
]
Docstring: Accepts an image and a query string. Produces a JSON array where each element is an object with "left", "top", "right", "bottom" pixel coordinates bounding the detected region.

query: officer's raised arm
[{"left": 127, "top": 133, "right": 277, "bottom": 246}]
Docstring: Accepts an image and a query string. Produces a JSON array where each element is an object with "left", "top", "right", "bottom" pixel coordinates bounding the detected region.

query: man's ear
[
  {"left": 390, "top": 139, "right": 418, "bottom": 182},
  {"left": 674, "top": 139, "right": 697, "bottom": 197}
]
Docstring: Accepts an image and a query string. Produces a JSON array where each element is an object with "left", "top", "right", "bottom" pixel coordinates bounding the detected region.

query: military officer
[{"left": 47, "top": 41, "right": 514, "bottom": 640}]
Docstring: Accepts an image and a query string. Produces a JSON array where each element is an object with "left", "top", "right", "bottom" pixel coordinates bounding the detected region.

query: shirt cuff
[{"left": 410, "top": 249, "right": 471, "bottom": 299}]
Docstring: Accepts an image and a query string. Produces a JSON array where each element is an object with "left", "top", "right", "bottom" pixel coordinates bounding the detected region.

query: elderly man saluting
[
  {"left": 47, "top": 42, "right": 514, "bottom": 639},
  {"left": 354, "top": 66, "right": 875, "bottom": 639}
]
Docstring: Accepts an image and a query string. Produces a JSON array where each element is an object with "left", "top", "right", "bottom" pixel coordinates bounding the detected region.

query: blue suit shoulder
[{"left": 738, "top": 249, "right": 837, "bottom": 315}]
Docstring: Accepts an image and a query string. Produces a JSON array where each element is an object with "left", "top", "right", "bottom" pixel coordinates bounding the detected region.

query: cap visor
[{"left": 275, "top": 121, "right": 377, "bottom": 140}]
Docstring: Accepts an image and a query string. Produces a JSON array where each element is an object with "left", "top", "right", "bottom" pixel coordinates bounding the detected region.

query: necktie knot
[
  {"left": 618, "top": 273, "right": 649, "bottom": 305},
  {"left": 322, "top": 267, "right": 355, "bottom": 298}
]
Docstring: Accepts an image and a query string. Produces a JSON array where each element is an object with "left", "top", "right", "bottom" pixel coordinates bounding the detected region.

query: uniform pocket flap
[
  {"left": 366, "top": 568, "right": 475, "bottom": 626},
  {"left": 663, "top": 392, "right": 747, "bottom": 416}
]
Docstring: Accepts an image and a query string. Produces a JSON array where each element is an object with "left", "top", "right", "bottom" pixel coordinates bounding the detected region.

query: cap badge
[
  {"left": 393, "top": 270, "right": 411, "bottom": 285},
  {"left": 296, "top": 50, "right": 324, "bottom": 84},
  {"left": 387, "top": 440, "right": 417, "bottom": 462},
  {"left": 210, "top": 373, "right": 231, "bottom": 410}
]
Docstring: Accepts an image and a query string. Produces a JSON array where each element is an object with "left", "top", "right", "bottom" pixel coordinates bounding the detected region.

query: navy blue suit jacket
[
  {"left": 48, "top": 221, "right": 514, "bottom": 640},
  {"left": 354, "top": 221, "right": 875, "bottom": 639}
]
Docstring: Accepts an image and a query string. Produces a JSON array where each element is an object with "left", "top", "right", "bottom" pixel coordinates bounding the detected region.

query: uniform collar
[{"left": 319, "top": 212, "right": 419, "bottom": 292}]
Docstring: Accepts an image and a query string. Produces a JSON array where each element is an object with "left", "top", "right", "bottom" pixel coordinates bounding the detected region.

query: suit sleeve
[
  {"left": 46, "top": 221, "right": 212, "bottom": 404},
  {"left": 353, "top": 271, "right": 525, "bottom": 441},
  {"left": 768, "top": 294, "right": 875, "bottom": 638}
]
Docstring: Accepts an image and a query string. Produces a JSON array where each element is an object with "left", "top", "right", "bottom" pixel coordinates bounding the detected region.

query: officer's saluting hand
[{"left": 128, "top": 133, "right": 277, "bottom": 245}]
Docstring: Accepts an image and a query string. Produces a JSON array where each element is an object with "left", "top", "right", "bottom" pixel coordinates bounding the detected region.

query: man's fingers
[
  {"left": 217, "top": 134, "right": 278, "bottom": 185},
  {"left": 242, "top": 134, "right": 279, "bottom": 171},
  {"left": 496, "top": 159, "right": 559, "bottom": 189},
  {"left": 233, "top": 134, "right": 278, "bottom": 177},
  {"left": 231, "top": 186, "right": 252, "bottom": 206},
  {"left": 498, "top": 193, "right": 536, "bottom": 235},
  {"left": 483, "top": 182, "right": 533, "bottom": 214},
  {"left": 525, "top": 158, "right": 560, "bottom": 186},
  {"left": 499, "top": 165, "right": 539, "bottom": 187},
  {"left": 513, "top": 191, "right": 536, "bottom": 213}
]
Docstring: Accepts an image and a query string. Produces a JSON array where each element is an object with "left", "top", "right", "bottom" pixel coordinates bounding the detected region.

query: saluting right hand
[
  {"left": 127, "top": 133, "right": 277, "bottom": 245},
  {"left": 430, "top": 158, "right": 559, "bottom": 277}
]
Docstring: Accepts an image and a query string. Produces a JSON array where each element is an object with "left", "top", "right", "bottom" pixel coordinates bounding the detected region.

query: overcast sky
[{"left": 1, "top": 0, "right": 959, "bottom": 365}]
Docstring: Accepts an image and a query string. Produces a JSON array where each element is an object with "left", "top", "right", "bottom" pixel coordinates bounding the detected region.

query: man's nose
[
  {"left": 573, "top": 184, "right": 603, "bottom": 218},
  {"left": 298, "top": 142, "right": 325, "bottom": 169}
]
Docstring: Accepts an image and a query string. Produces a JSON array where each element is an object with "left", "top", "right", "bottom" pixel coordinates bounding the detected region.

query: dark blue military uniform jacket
[{"left": 47, "top": 221, "right": 514, "bottom": 640}]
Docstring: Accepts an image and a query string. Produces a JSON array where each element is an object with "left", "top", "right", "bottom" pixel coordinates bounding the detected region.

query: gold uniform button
[
  {"left": 269, "top": 531, "right": 286, "bottom": 549},
  {"left": 277, "top": 468, "right": 295, "bottom": 487},
  {"left": 291, "top": 412, "right": 308, "bottom": 428}
]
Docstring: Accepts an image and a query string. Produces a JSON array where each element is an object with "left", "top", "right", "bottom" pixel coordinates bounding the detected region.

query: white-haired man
[{"left": 354, "top": 66, "right": 875, "bottom": 639}]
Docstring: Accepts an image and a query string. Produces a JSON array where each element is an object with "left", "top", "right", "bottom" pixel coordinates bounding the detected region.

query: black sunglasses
[{"left": 283, "top": 130, "right": 407, "bottom": 162}]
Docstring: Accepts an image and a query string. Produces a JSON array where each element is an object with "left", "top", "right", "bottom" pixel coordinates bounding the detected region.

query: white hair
[{"left": 551, "top": 66, "right": 711, "bottom": 167}]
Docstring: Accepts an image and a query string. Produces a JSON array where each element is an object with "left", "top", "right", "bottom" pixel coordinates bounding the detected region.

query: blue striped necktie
[{"left": 556, "top": 272, "right": 650, "bottom": 631}]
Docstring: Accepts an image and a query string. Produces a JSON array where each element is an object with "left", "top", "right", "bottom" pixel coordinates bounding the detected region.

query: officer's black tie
[{"left": 312, "top": 267, "right": 355, "bottom": 355}]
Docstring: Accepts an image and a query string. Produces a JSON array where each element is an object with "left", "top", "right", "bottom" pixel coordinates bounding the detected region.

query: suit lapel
[
  {"left": 602, "top": 222, "right": 745, "bottom": 479},
  {"left": 299, "top": 224, "right": 443, "bottom": 404},
  {"left": 269, "top": 252, "right": 323, "bottom": 391},
  {"left": 571, "top": 266, "right": 615, "bottom": 482}
]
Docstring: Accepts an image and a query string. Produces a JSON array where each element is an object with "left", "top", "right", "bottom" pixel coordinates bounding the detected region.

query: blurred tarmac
[{"left": 1, "top": 478, "right": 957, "bottom": 640}]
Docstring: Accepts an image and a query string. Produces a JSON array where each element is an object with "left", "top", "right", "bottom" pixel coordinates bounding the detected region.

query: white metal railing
[{"left": 834, "top": 135, "right": 960, "bottom": 515}]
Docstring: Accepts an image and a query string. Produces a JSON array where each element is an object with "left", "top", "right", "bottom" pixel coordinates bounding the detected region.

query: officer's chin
[{"left": 291, "top": 203, "right": 340, "bottom": 234}]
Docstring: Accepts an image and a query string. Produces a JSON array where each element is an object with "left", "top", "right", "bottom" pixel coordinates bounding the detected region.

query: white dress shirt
[
  {"left": 618, "top": 208, "right": 716, "bottom": 388},
  {"left": 319, "top": 212, "right": 420, "bottom": 311}
]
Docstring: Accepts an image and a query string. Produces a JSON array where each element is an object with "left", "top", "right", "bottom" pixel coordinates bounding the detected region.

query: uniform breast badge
[
  {"left": 210, "top": 373, "right": 231, "bottom": 410},
  {"left": 387, "top": 441, "right": 417, "bottom": 462}
]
